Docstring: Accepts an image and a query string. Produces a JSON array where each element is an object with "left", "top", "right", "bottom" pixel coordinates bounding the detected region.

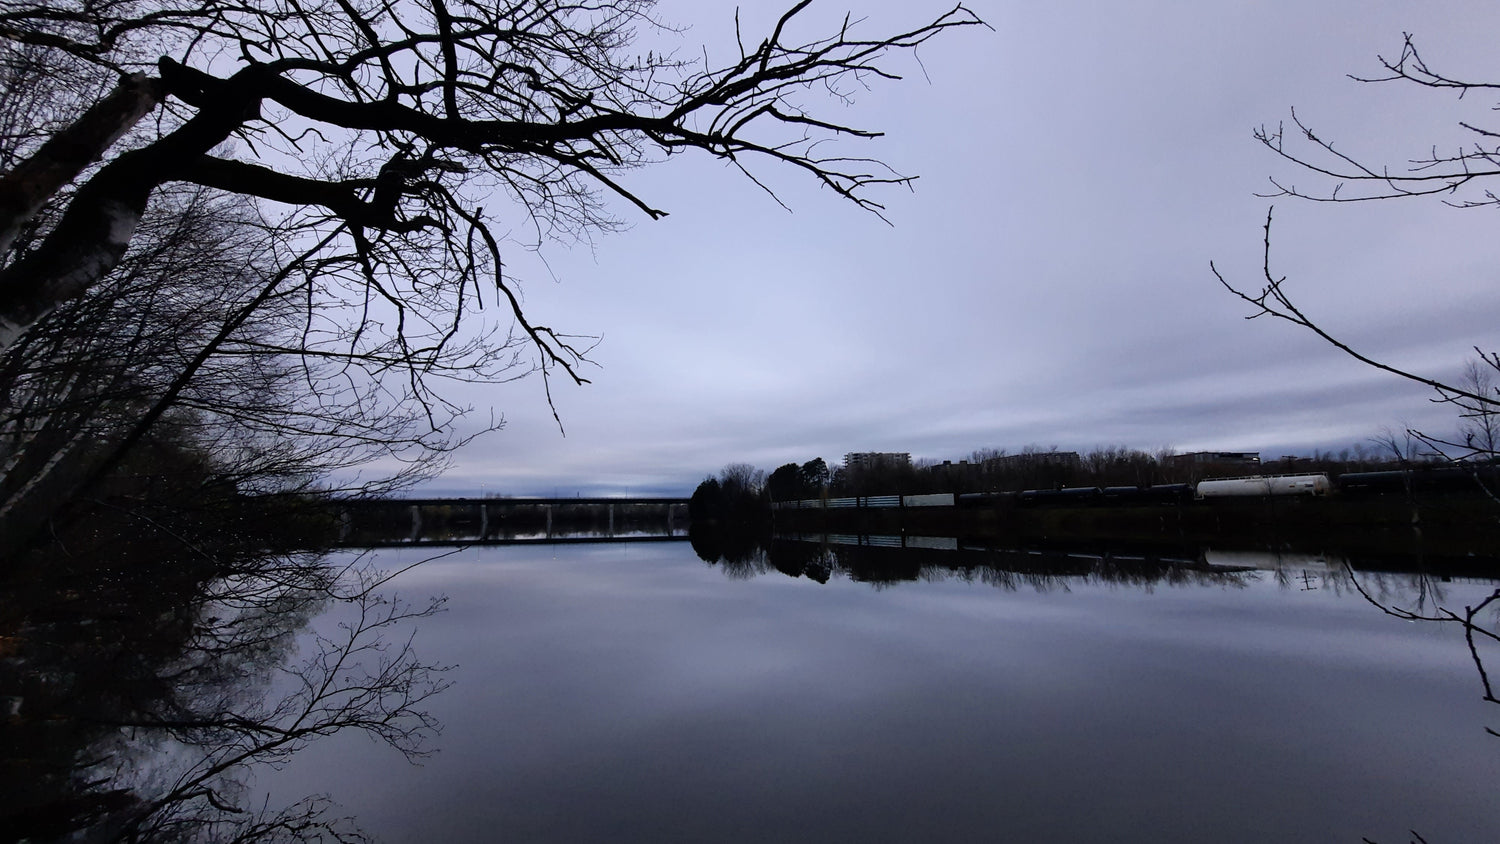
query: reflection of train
[{"left": 954, "top": 467, "right": 1499, "bottom": 508}]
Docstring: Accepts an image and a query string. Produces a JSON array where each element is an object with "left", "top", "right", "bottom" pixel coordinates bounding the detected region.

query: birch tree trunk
[{"left": 0, "top": 72, "right": 162, "bottom": 350}]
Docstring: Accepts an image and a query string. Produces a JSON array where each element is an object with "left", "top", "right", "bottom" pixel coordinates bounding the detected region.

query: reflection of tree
[
  {"left": 689, "top": 522, "right": 771, "bottom": 580},
  {"left": 125, "top": 566, "right": 447, "bottom": 842},
  {"left": 1344, "top": 564, "right": 1500, "bottom": 737},
  {"left": 1320, "top": 563, "right": 1500, "bottom": 844},
  {"left": 690, "top": 528, "right": 1258, "bottom": 592},
  {"left": 688, "top": 523, "right": 725, "bottom": 565},
  {"left": 1, "top": 518, "right": 447, "bottom": 841}
]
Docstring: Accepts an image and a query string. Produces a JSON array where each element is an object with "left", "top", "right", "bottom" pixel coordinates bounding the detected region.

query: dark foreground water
[{"left": 246, "top": 541, "right": 1500, "bottom": 843}]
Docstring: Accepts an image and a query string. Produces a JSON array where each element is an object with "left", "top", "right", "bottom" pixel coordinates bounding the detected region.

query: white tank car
[{"left": 1195, "top": 474, "right": 1330, "bottom": 498}]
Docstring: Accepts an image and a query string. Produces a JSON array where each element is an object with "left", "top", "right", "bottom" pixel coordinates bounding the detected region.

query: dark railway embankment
[{"left": 773, "top": 493, "right": 1500, "bottom": 558}]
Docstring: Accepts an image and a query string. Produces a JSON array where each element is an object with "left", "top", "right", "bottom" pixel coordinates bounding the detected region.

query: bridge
[
  {"left": 349, "top": 533, "right": 691, "bottom": 549},
  {"left": 337, "top": 496, "right": 690, "bottom": 545}
]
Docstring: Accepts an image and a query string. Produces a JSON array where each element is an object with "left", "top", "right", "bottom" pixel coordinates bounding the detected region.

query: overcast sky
[{"left": 416, "top": 0, "right": 1500, "bottom": 497}]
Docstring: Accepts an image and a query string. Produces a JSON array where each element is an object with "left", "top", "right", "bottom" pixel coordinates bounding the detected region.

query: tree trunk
[
  {"left": 0, "top": 72, "right": 163, "bottom": 257},
  {"left": 0, "top": 73, "right": 164, "bottom": 351}
]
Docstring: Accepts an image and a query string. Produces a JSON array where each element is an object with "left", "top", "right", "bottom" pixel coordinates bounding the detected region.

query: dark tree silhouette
[
  {"left": 0, "top": 0, "right": 986, "bottom": 369},
  {"left": 689, "top": 476, "right": 723, "bottom": 523},
  {"left": 1213, "top": 39, "right": 1500, "bottom": 807},
  {"left": 766, "top": 462, "right": 804, "bottom": 501},
  {"left": 1213, "top": 35, "right": 1500, "bottom": 452},
  {"left": 799, "top": 457, "right": 830, "bottom": 493},
  {"left": 0, "top": 0, "right": 986, "bottom": 546}
]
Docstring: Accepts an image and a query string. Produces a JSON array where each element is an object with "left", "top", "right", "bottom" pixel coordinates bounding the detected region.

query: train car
[
  {"left": 1195, "top": 474, "right": 1329, "bottom": 499},
  {"left": 1141, "top": 483, "right": 1194, "bottom": 504},
  {"left": 1096, "top": 484, "right": 1194, "bottom": 505},
  {"left": 1337, "top": 466, "right": 1500, "bottom": 496},
  {"left": 1334, "top": 470, "right": 1408, "bottom": 495},
  {"left": 1019, "top": 486, "right": 1103, "bottom": 506},
  {"left": 956, "top": 491, "right": 1018, "bottom": 507}
]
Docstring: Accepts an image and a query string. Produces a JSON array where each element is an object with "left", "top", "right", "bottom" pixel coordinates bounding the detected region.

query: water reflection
[
  {"left": 10, "top": 520, "right": 1500, "bottom": 842},
  {"left": 690, "top": 525, "right": 1500, "bottom": 751},
  {"left": 693, "top": 526, "right": 1500, "bottom": 594},
  {"left": 1, "top": 539, "right": 447, "bottom": 842},
  {"left": 254, "top": 540, "right": 1500, "bottom": 844}
]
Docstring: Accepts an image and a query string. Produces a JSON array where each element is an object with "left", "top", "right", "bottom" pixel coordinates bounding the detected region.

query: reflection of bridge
[{"left": 337, "top": 497, "right": 690, "bottom": 545}]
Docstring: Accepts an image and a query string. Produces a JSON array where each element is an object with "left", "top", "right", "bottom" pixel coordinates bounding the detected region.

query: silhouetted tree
[
  {"left": 691, "top": 466, "right": 765, "bottom": 521},
  {"left": 1, "top": 0, "right": 986, "bottom": 549},
  {"left": 1214, "top": 36, "right": 1500, "bottom": 451},
  {"left": 0, "top": 179, "right": 515, "bottom": 557},
  {"left": 1403, "top": 357, "right": 1500, "bottom": 477},
  {"left": 0, "top": 0, "right": 985, "bottom": 356},
  {"left": 1211, "top": 36, "right": 1500, "bottom": 785},
  {"left": 1081, "top": 446, "right": 1167, "bottom": 487},
  {"left": 766, "top": 462, "right": 803, "bottom": 502},
  {"left": 689, "top": 463, "right": 772, "bottom": 562},
  {"left": 800, "top": 458, "right": 829, "bottom": 491},
  {"left": 689, "top": 476, "right": 723, "bottom": 522},
  {"left": 833, "top": 455, "right": 920, "bottom": 496}
]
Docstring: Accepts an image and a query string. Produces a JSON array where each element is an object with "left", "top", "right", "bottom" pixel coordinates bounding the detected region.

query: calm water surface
[{"left": 260, "top": 542, "right": 1500, "bottom": 843}]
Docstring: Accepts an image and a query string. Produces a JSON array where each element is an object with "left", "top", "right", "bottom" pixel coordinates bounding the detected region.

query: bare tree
[
  {"left": 1214, "top": 39, "right": 1500, "bottom": 772},
  {"left": 0, "top": 0, "right": 986, "bottom": 366},
  {"left": 1081, "top": 444, "right": 1165, "bottom": 487},
  {"left": 0, "top": 0, "right": 986, "bottom": 542},
  {"left": 0, "top": 180, "right": 524, "bottom": 551},
  {"left": 718, "top": 462, "right": 766, "bottom": 497},
  {"left": 1457, "top": 360, "right": 1500, "bottom": 456},
  {"left": 1411, "top": 357, "right": 1500, "bottom": 466},
  {"left": 1252, "top": 36, "right": 1500, "bottom": 208},
  {"left": 1213, "top": 35, "right": 1500, "bottom": 432}
]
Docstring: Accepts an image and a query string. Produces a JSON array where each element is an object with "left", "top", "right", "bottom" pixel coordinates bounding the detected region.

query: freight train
[
  {"left": 953, "top": 466, "right": 1498, "bottom": 508},
  {"left": 768, "top": 466, "right": 1499, "bottom": 512}
]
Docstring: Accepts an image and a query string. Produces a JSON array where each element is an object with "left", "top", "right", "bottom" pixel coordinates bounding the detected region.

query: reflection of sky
[
  {"left": 411, "top": 0, "right": 1500, "bottom": 496},
  {"left": 261, "top": 544, "right": 1500, "bottom": 842}
]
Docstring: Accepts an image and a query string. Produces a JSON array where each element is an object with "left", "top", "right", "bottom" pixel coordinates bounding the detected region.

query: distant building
[{"left": 843, "top": 452, "right": 912, "bottom": 472}]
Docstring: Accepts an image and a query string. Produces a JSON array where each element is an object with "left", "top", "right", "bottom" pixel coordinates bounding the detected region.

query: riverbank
[{"left": 772, "top": 492, "right": 1500, "bottom": 558}]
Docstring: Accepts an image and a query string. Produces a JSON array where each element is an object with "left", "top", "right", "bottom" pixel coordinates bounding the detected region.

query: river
[{"left": 244, "top": 538, "right": 1500, "bottom": 843}]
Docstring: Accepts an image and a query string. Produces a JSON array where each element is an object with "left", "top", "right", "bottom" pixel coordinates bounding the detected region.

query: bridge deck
[{"left": 343, "top": 497, "right": 689, "bottom": 507}]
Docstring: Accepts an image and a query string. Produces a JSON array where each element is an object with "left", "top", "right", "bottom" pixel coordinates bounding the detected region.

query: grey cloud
[{"left": 406, "top": 0, "right": 1500, "bottom": 497}]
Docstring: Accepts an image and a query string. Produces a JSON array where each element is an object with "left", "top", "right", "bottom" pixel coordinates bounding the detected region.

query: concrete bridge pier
[
  {"left": 545, "top": 504, "right": 553, "bottom": 538},
  {"left": 480, "top": 504, "right": 489, "bottom": 539},
  {"left": 409, "top": 504, "right": 422, "bottom": 541},
  {"left": 608, "top": 503, "right": 615, "bottom": 536}
]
